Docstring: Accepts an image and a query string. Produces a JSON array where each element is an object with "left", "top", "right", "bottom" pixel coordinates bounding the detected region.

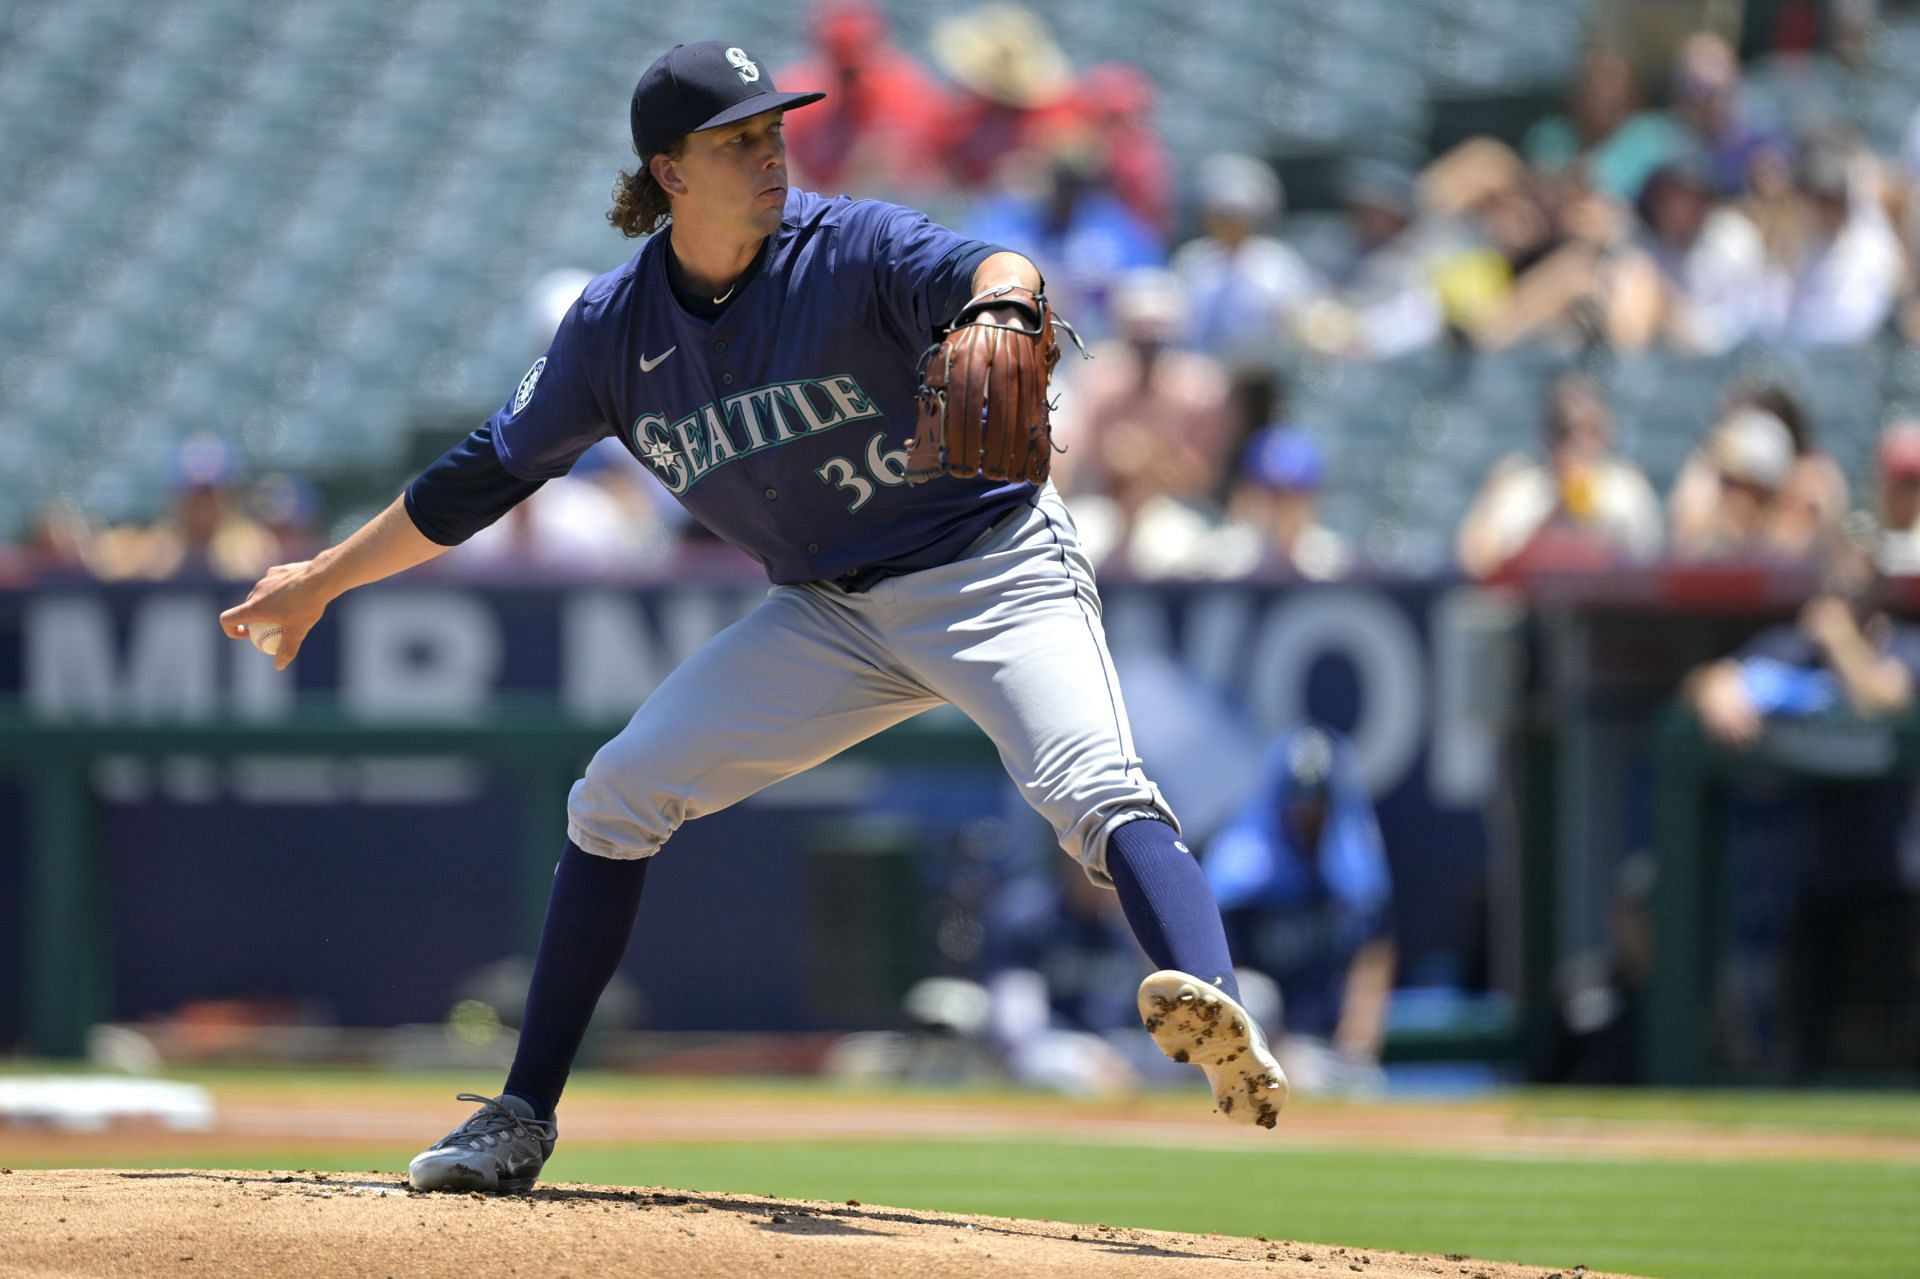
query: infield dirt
[{"left": 6, "top": 1167, "right": 1638, "bottom": 1279}]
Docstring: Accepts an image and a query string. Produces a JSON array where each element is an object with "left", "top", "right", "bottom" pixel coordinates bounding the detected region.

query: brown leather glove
[{"left": 906, "top": 285, "right": 1064, "bottom": 485}]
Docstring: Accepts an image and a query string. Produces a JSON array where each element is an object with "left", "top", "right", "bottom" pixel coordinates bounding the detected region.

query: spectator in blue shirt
[
  {"left": 965, "top": 148, "right": 1163, "bottom": 342},
  {"left": 1667, "top": 32, "right": 1789, "bottom": 201}
]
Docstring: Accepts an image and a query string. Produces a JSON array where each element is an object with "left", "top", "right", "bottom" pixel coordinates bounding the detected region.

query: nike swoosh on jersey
[{"left": 639, "top": 347, "right": 676, "bottom": 372}]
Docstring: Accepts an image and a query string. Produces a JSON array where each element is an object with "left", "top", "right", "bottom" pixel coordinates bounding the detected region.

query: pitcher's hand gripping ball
[
  {"left": 246, "top": 623, "right": 284, "bottom": 656},
  {"left": 906, "top": 285, "right": 1066, "bottom": 485}
]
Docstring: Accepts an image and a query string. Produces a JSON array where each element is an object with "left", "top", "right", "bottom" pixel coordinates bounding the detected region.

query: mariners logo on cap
[{"left": 725, "top": 47, "right": 760, "bottom": 83}]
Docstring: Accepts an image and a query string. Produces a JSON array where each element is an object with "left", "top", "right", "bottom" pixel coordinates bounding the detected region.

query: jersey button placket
[{"left": 764, "top": 487, "right": 778, "bottom": 500}]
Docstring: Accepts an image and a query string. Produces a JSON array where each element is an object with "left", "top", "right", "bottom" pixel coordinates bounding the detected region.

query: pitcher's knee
[
  {"left": 564, "top": 817, "right": 662, "bottom": 861},
  {"left": 1066, "top": 801, "right": 1180, "bottom": 887},
  {"left": 565, "top": 756, "right": 679, "bottom": 862}
]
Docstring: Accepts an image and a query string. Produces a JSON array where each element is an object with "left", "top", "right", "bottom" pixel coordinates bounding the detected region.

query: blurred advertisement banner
[{"left": 0, "top": 580, "right": 1502, "bottom": 1042}]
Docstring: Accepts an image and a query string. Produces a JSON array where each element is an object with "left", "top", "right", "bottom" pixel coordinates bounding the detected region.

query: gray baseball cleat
[
  {"left": 408, "top": 1092, "right": 557, "bottom": 1193},
  {"left": 1138, "top": 970, "right": 1289, "bottom": 1129}
]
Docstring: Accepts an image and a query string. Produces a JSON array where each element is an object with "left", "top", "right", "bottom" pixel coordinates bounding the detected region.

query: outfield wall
[{"left": 0, "top": 578, "right": 1503, "bottom": 1050}]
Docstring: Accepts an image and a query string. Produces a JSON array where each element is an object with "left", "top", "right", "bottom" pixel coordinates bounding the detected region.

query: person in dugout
[{"left": 1203, "top": 725, "right": 1397, "bottom": 1095}]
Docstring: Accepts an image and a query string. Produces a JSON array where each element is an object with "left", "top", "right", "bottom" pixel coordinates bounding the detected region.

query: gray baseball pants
[{"left": 565, "top": 483, "right": 1175, "bottom": 881}]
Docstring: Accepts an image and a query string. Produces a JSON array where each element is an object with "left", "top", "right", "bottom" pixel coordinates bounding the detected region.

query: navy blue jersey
[{"left": 486, "top": 189, "right": 1031, "bottom": 585}]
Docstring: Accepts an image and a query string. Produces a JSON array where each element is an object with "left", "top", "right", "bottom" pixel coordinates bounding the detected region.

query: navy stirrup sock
[
  {"left": 503, "top": 840, "right": 651, "bottom": 1121},
  {"left": 1105, "top": 819, "right": 1240, "bottom": 1004}
]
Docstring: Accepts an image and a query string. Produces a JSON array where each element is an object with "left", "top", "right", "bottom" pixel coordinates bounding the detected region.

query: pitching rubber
[{"left": 1138, "top": 970, "right": 1289, "bottom": 1129}]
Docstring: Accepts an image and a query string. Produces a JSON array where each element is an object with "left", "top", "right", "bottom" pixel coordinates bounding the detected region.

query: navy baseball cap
[
  {"left": 630, "top": 41, "right": 825, "bottom": 160},
  {"left": 1280, "top": 727, "right": 1335, "bottom": 807}
]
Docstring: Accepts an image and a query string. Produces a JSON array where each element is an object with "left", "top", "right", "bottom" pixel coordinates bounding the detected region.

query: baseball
[{"left": 248, "top": 624, "right": 284, "bottom": 656}]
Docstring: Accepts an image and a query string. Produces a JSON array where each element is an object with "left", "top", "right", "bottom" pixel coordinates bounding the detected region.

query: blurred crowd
[
  {"left": 14, "top": 2, "right": 1920, "bottom": 588},
  {"left": 16, "top": 434, "right": 325, "bottom": 582}
]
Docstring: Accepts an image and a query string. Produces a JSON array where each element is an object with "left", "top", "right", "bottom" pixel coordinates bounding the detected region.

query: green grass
[
  {"left": 1508, "top": 1088, "right": 1920, "bottom": 1137},
  {"left": 14, "top": 1138, "right": 1916, "bottom": 1279}
]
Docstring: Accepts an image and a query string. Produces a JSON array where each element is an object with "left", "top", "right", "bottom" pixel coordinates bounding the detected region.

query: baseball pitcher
[{"left": 220, "top": 40, "right": 1285, "bottom": 1194}]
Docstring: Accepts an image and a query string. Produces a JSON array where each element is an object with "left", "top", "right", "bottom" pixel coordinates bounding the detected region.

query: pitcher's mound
[{"left": 5, "top": 1168, "right": 1631, "bottom": 1278}]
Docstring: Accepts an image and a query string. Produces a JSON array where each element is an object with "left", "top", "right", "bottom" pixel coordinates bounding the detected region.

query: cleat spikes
[{"left": 1137, "top": 970, "right": 1289, "bottom": 1130}]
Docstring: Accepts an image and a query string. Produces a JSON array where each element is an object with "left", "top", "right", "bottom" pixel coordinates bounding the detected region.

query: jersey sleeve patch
[{"left": 511, "top": 357, "right": 547, "bottom": 415}]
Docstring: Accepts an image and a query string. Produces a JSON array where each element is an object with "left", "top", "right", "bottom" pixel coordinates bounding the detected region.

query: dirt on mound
[{"left": 6, "top": 1168, "right": 1631, "bottom": 1279}]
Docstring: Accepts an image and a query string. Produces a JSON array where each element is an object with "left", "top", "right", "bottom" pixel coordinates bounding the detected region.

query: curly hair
[{"left": 607, "top": 138, "right": 687, "bottom": 238}]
